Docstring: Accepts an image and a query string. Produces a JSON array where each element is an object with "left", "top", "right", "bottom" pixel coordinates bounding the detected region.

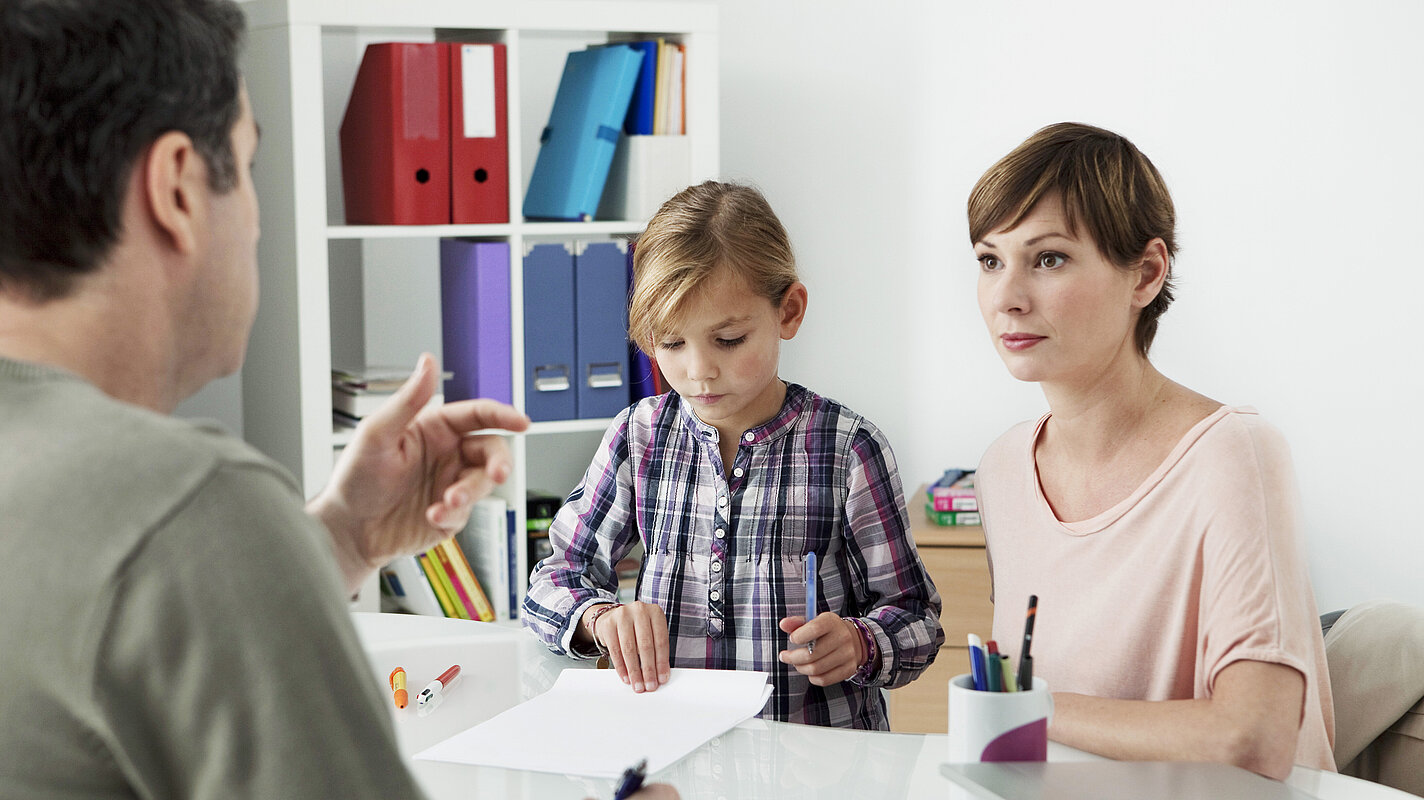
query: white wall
[{"left": 716, "top": 0, "right": 1424, "bottom": 611}]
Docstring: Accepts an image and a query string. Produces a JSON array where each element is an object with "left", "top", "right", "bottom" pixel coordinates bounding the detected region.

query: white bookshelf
[{"left": 239, "top": 0, "right": 718, "bottom": 612}]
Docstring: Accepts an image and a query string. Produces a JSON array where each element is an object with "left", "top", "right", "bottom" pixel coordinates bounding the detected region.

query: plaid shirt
[{"left": 523, "top": 383, "right": 943, "bottom": 729}]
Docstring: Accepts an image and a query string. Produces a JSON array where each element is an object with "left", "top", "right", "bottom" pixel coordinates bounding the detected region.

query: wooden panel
[
  {"left": 920, "top": 546, "right": 994, "bottom": 644},
  {"left": 889, "top": 645, "right": 967, "bottom": 733}
]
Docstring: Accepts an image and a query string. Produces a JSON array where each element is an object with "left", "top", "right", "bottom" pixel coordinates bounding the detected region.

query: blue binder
[
  {"left": 574, "top": 241, "right": 631, "bottom": 419},
  {"left": 523, "top": 45, "right": 645, "bottom": 221},
  {"left": 522, "top": 243, "right": 577, "bottom": 421},
  {"left": 440, "top": 239, "right": 512, "bottom": 405},
  {"left": 622, "top": 41, "right": 659, "bottom": 135}
]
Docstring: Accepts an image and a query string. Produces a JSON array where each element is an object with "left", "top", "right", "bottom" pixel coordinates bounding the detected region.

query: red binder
[
  {"left": 339, "top": 42, "right": 451, "bottom": 225},
  {"left": 449, "top": 43, "right": 509, "bottom": 224}
]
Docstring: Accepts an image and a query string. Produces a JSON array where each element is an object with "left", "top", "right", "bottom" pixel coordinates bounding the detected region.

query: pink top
[{"left": 978, "top": 406, "right": 1335, "bottom": 771}]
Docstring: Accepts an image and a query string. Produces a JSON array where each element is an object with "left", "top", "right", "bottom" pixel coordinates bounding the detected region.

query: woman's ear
[
  {"left": 779, "top": 281, "right": 809, "bottom": 340},
  {"left": 1132, "top": 238, "right": 1170, "bottom": 309}
]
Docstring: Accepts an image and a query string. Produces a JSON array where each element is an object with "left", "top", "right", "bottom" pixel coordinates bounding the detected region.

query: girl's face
[
  {"left": 653, "top": 269, "right": 805, "bottom": 439},
  {"left": 974, "top": 196, "right": 1151, "bottom": 389}
]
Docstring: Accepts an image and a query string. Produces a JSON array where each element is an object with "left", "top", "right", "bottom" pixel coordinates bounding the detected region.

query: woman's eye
[
  {"left": 977, "top": 255, "right": 1001, "bottom": 271},
  {"left": 1038, "top": 252, "right": 1066, "bottom": 269},
  {"left": 717, "top": 336, "right": 746, "bottom": 348},
  {"left": 658, "top": 341, "right": 683, "bottom": 351}
]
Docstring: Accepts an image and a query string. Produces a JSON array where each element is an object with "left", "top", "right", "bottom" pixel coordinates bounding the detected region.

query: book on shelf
[
  {"left": 426, "top": 544, "right": 473, "bottom": 620},
  {"left": 926, "top": 469, "right": 978, "bottom": 512},
  {"left": 332, "top": 365, "right": 449, "bottom": 420},
  {"left": 417, "top": 552, "right": 459, "bottom": 618},
  {"left": 457, "top": 497, "right": 513, "bottom": 621},
  {"left": 380, "top": 555, "right": 445, "bottom": 617},
  {"left": 440, "top": 538, "right": 496, "bottom": 622},
  {"left": 924, "top": 506, "right": 982, "bottom": 527}
]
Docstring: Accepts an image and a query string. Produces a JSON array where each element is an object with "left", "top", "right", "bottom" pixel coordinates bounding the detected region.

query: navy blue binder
[
  {"left": 522, "top": 45, "right": 645, "bottom": 221},
  {"left": 623, "top": 41, "right": 659, "bottom": 135},
  {"left": 522, "top": 243, "right": 577, "bottom": 421},
  {"left": 574, "top": 241, "right": 631, "bottom": 419}
]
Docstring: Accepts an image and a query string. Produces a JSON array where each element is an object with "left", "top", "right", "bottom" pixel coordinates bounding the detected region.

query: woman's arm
[{"left": 1049, "top": 659, "right": 1305, "bottom": 780}]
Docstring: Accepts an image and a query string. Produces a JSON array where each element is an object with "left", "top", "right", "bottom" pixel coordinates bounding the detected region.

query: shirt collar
[{"left": 674, "top": 382, "right": 809, "bottom": 446}]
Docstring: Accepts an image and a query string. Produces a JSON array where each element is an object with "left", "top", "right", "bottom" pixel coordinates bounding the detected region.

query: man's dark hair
[{"left": 0, "top": 0, "right": 246, "bottom": 301}]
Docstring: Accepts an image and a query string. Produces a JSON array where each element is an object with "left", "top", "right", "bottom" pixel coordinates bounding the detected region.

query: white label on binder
[{"left": 461, "top": 44, "right": 496, "bottom": 139}]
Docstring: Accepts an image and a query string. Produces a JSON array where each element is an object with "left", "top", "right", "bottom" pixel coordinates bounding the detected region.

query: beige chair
[{"left": 1323, "top": 599, "right": 1424, "bottom": 796}]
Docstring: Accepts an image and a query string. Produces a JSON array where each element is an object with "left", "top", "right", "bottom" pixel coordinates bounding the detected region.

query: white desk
[{"left": 352, "top": 612, "right": 1412, "bottom": 799}]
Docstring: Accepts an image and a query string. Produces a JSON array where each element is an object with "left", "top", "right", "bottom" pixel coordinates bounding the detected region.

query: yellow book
[
  {"left": 440, "top": 539, "right": 496, "bottom": 622},
  {"left": 418, "top": 551, "right": 462, "bottom": 619},
  {"left": 428, "top": 545, "right": 474, "bottom": 620}
]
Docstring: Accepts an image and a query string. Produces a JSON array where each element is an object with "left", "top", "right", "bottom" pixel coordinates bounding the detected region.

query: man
[{"left": 0, "top": 1, "right": 673, "bottom": 797}]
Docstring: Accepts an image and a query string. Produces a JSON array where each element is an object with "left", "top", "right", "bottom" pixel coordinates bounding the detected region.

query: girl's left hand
[{"left": 777, "top": 612, "right": 866, "bottom": 686}]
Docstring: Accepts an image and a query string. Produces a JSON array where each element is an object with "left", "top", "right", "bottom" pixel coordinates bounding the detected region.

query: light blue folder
[
  {"left": 574, "top": 241, "right": 630, "bottom": 419},
  {"left": 523, "top": 45, "right": 645, "bottom": 221},
  {"left": 522, "top": 243, "right": 577, "bottom": 421}
]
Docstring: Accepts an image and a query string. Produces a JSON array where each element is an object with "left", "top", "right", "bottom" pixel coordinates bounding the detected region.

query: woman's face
[{"left": 973, "top": 196, "right": 1146, "bottom": 388}]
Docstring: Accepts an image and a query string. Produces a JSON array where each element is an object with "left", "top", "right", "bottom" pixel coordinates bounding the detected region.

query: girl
[{"left": 524, "top": 181, "right": 943, "bottom": 730}]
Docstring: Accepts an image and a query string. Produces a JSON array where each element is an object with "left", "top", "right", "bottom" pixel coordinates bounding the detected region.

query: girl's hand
[
  {"left": 589, "top": 601, "right": 671, "bottom": 693},
  {"left": 777, "top": 613, "right": 866, "bottom": 686}
]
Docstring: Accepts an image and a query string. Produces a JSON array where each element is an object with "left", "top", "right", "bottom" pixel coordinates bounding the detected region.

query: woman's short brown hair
[
  {"left": 629, "top": 181, "right": 798, "bottom": 355},
  {"left": 967, "top": 122, "right": 1177, "bottom": 356}
]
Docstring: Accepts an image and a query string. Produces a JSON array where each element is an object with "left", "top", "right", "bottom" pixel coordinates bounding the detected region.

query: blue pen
[
  {"left": 613, "top": 758, "right": 647, "bottom": 800},
  {"left": 805, "top": 551, "right": 817, "bottom": 622},
  {"left": 805, "top": 551, "right": 817, "bottom": 653},
  {"left": 968, "top": 633, "right": 988, "bottom": 691}
]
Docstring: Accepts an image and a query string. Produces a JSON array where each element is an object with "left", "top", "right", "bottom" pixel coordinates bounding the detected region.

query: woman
[{"left": 968, "top": 122, "right": 1334, "bottom": 778}]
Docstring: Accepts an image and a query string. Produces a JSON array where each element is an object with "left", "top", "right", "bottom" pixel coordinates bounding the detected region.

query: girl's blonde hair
[{"left": 628, "top": 181, "right": 798, "bottom": 355}]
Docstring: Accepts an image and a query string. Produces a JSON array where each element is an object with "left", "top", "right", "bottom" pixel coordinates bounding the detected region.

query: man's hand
[{"left": 309, "top": 354, "right": 530, "bottom": 594}]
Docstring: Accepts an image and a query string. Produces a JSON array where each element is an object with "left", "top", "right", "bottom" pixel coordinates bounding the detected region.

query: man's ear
[
  {"left": 778, "top": 281, "right": 809, "bottom": 340},
  {"left": 1132, "top": 238, "right": 1170, "bottom": 309},
  {"left": 143, "top": 130, "right": 205, "bottom": 257}
]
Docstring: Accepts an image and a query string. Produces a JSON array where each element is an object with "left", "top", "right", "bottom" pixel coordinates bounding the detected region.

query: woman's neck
[{"left": 1039, "top": 355, "right": 1171, "bottom": 466}]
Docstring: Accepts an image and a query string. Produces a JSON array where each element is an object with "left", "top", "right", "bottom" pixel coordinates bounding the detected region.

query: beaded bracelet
[
  {"left": 584, "top": 602, "right": 624, "bottom": 664},
  {"left": 846, "top": 617, "right": 880, "bottom": 683}
]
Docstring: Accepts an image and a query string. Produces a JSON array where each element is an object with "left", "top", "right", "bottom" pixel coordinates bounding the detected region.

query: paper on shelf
[{"left": 413, "top": 667, "right": 772, "bottom": 777}]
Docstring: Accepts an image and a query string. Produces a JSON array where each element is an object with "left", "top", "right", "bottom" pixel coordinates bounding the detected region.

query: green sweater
[{"left": 0, "top": 358, "right": 424, "bottom": 798}]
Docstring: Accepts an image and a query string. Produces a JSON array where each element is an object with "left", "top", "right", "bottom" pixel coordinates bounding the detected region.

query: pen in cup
[{"left": 1017, "top": 595, "right": 1037, "bottom": 691}]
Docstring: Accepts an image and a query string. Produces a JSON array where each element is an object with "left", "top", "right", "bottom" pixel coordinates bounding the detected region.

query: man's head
[{"left": 0, "top": 0, "right": 247, "bottom": 302}]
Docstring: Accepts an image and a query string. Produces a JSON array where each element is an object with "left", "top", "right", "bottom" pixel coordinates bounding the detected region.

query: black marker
[{"left": 1017, "top": 595, "right": 1037, "bottom": 691}]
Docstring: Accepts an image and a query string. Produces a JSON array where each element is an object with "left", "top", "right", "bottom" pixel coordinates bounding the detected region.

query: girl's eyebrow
[{"left": 705, "top": 315, "right": 754, "bottom": 333}]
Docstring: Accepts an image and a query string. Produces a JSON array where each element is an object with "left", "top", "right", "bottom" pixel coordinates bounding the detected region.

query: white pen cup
[{"left": 946, "top": 673, "right": 1052, "bottom": 763}]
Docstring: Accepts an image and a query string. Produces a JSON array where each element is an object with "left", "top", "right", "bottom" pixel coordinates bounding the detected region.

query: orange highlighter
[{"left": 389, "top": 667, "right": 408, "bottom": 709}]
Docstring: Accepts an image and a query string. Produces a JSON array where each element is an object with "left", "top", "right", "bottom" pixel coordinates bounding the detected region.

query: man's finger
[
  {"left": 436, "top": 397, "right": 531, "bottom": 437},
  {"left": 362, "top": 354, "right": 438, "bottom": 438}
]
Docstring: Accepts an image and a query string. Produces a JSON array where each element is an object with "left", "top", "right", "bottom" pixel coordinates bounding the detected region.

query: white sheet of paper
[{"left": 413, "top": 667, "right": 772, "bottom": 777}]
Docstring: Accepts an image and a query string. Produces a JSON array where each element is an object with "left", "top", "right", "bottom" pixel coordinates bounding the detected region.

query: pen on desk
[
  {"left": 1017, "top": 595, "right": 1037, "bottom": 691},
  {"left": 612, "top": 757, "right": 647, "bottom": 800},
  {"left": 804, "top": 550, "right": 817, "bottom": 655},
  {"left": 968, "top": 633, "right": 988, "bottom": 691},
  {"left": 389, "top": 666, "right": 408, "bottom": 709},
  {"left": 416, "top": 664, "right": 461, "bottom": 714}
]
